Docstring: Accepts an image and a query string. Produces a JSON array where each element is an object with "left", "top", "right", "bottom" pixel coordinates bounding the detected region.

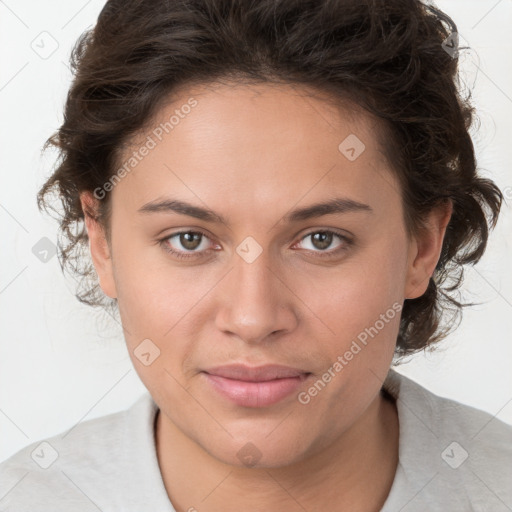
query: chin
[{"left": 197, "top": 430, "right": 316, "bottom": 470}]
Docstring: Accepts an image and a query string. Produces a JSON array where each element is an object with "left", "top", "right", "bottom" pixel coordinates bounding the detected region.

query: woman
[{"left": 1, "top": 0, "right": 510, "bottom": 510}]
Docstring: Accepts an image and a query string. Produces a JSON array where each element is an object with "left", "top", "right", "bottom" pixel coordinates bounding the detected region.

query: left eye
[{"left": 294, "top": 230, "right": 350, "bottom": 254}]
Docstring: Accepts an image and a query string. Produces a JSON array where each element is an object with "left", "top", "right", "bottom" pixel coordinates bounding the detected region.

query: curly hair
[{"left": 37, "top": 0, "right": 503, "bottom": 357}]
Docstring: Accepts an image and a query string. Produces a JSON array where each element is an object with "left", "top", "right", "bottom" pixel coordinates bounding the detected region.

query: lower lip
[{"left": 203, "top": 373, "right": 309, "bottom": 408}]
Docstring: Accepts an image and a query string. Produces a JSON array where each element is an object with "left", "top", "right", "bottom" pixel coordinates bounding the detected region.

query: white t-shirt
[{"left": 1, "top": 370, "right": 511, "bottom": 511}]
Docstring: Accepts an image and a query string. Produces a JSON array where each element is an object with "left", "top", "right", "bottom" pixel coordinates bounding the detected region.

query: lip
[{"left": 202, "top": 364, "right": 311, "bottom": 408}]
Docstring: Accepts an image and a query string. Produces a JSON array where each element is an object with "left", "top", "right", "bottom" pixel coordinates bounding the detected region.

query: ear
[
  {"left": 404, "top": 200, "right": 453, "bottom": 300},
  {"left": 80, "top": 191, "right": 117, "bottom": 299}
]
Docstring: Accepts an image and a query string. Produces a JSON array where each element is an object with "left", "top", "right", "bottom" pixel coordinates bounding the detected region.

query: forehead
[{"left": 111, "top": 81, "right": 401, "bottom": 222}]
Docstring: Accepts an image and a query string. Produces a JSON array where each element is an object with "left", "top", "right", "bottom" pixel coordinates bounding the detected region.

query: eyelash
[{"left": 158, "top": 229, "right": 353, "bottom": 261}]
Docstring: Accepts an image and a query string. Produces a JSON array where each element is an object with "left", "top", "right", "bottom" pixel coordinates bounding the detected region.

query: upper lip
[{"left": 203, "top": 364, "right": 310, "bottom": 382}]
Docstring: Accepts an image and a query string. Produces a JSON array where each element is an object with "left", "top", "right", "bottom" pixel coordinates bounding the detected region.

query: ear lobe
[
  {"left": 80, "top": 191, "right": 117, "bottom": 299},
  {"left": 404, "top": 200, "right": 453, "bottom": 300}
]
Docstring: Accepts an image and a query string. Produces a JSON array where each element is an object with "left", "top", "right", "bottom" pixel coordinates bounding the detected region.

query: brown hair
[{"left": 37, "top": 0, "right": 503, "bottom": 357}]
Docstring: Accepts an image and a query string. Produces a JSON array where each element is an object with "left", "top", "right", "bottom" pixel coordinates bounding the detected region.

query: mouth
[{"left": 201, "top": 364, "right": 312, "bottom": 408}]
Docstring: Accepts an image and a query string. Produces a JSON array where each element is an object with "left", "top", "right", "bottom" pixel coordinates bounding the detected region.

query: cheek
[
  {"left": 295, "top": 233, "right": 407, "bottom": 344},
  {"left": 112, "top": 257, "right": 194, "bottom": 396},
  {"left": 110, "top": 236, "right": 177, "bottom": 339},
  {"left": 294, "top": 240, "right": 406, "bottom": 413},
  {"left": 111, "top": 242, "right": 214, "bottom": 381}
]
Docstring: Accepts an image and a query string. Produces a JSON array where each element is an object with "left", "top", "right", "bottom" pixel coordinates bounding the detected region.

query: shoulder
[
  {"left": 385, "top": 368, "right": 512, "bottom": 447},
  {"left": 381, "top": 369, "right": 512, "bottom": 512},
  {"left": 0, "top": 393, "right": 166, "bottom": 512}
]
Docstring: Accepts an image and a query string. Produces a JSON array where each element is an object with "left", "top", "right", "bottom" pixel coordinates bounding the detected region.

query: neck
[{"left": 155, "top": 390, "right": 399, "bottom": 512}]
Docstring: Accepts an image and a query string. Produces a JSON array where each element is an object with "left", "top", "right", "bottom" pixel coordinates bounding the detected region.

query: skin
[{"left": 81, "top": 82, "right": 452, "bottom": 511}]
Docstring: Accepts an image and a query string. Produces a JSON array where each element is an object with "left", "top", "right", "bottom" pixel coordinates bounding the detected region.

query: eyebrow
[{"left": 138, "top": 196, "right": 373, "bottom": 225}]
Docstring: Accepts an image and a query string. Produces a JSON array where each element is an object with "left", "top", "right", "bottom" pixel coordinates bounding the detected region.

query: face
[{"left": 82, "top": 82, "right": 449, "bottom": 468}]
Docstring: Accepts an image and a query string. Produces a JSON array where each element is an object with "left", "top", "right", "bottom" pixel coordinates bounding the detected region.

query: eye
[
  {"left": 159, "top": 230, "right": 217, "bottom": 260},
  {"left": 293, "top": 230, "right": 352, "bottom": 258}
]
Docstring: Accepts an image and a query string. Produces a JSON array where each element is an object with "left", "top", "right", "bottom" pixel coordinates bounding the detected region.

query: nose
[{"left": 215, "top": 249, "right": 298, "bottom": 345}]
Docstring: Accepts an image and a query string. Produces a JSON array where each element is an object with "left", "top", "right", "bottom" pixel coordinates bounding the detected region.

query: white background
[{"left": 1, "top": 0, "right": 511, "bottom": 463}]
